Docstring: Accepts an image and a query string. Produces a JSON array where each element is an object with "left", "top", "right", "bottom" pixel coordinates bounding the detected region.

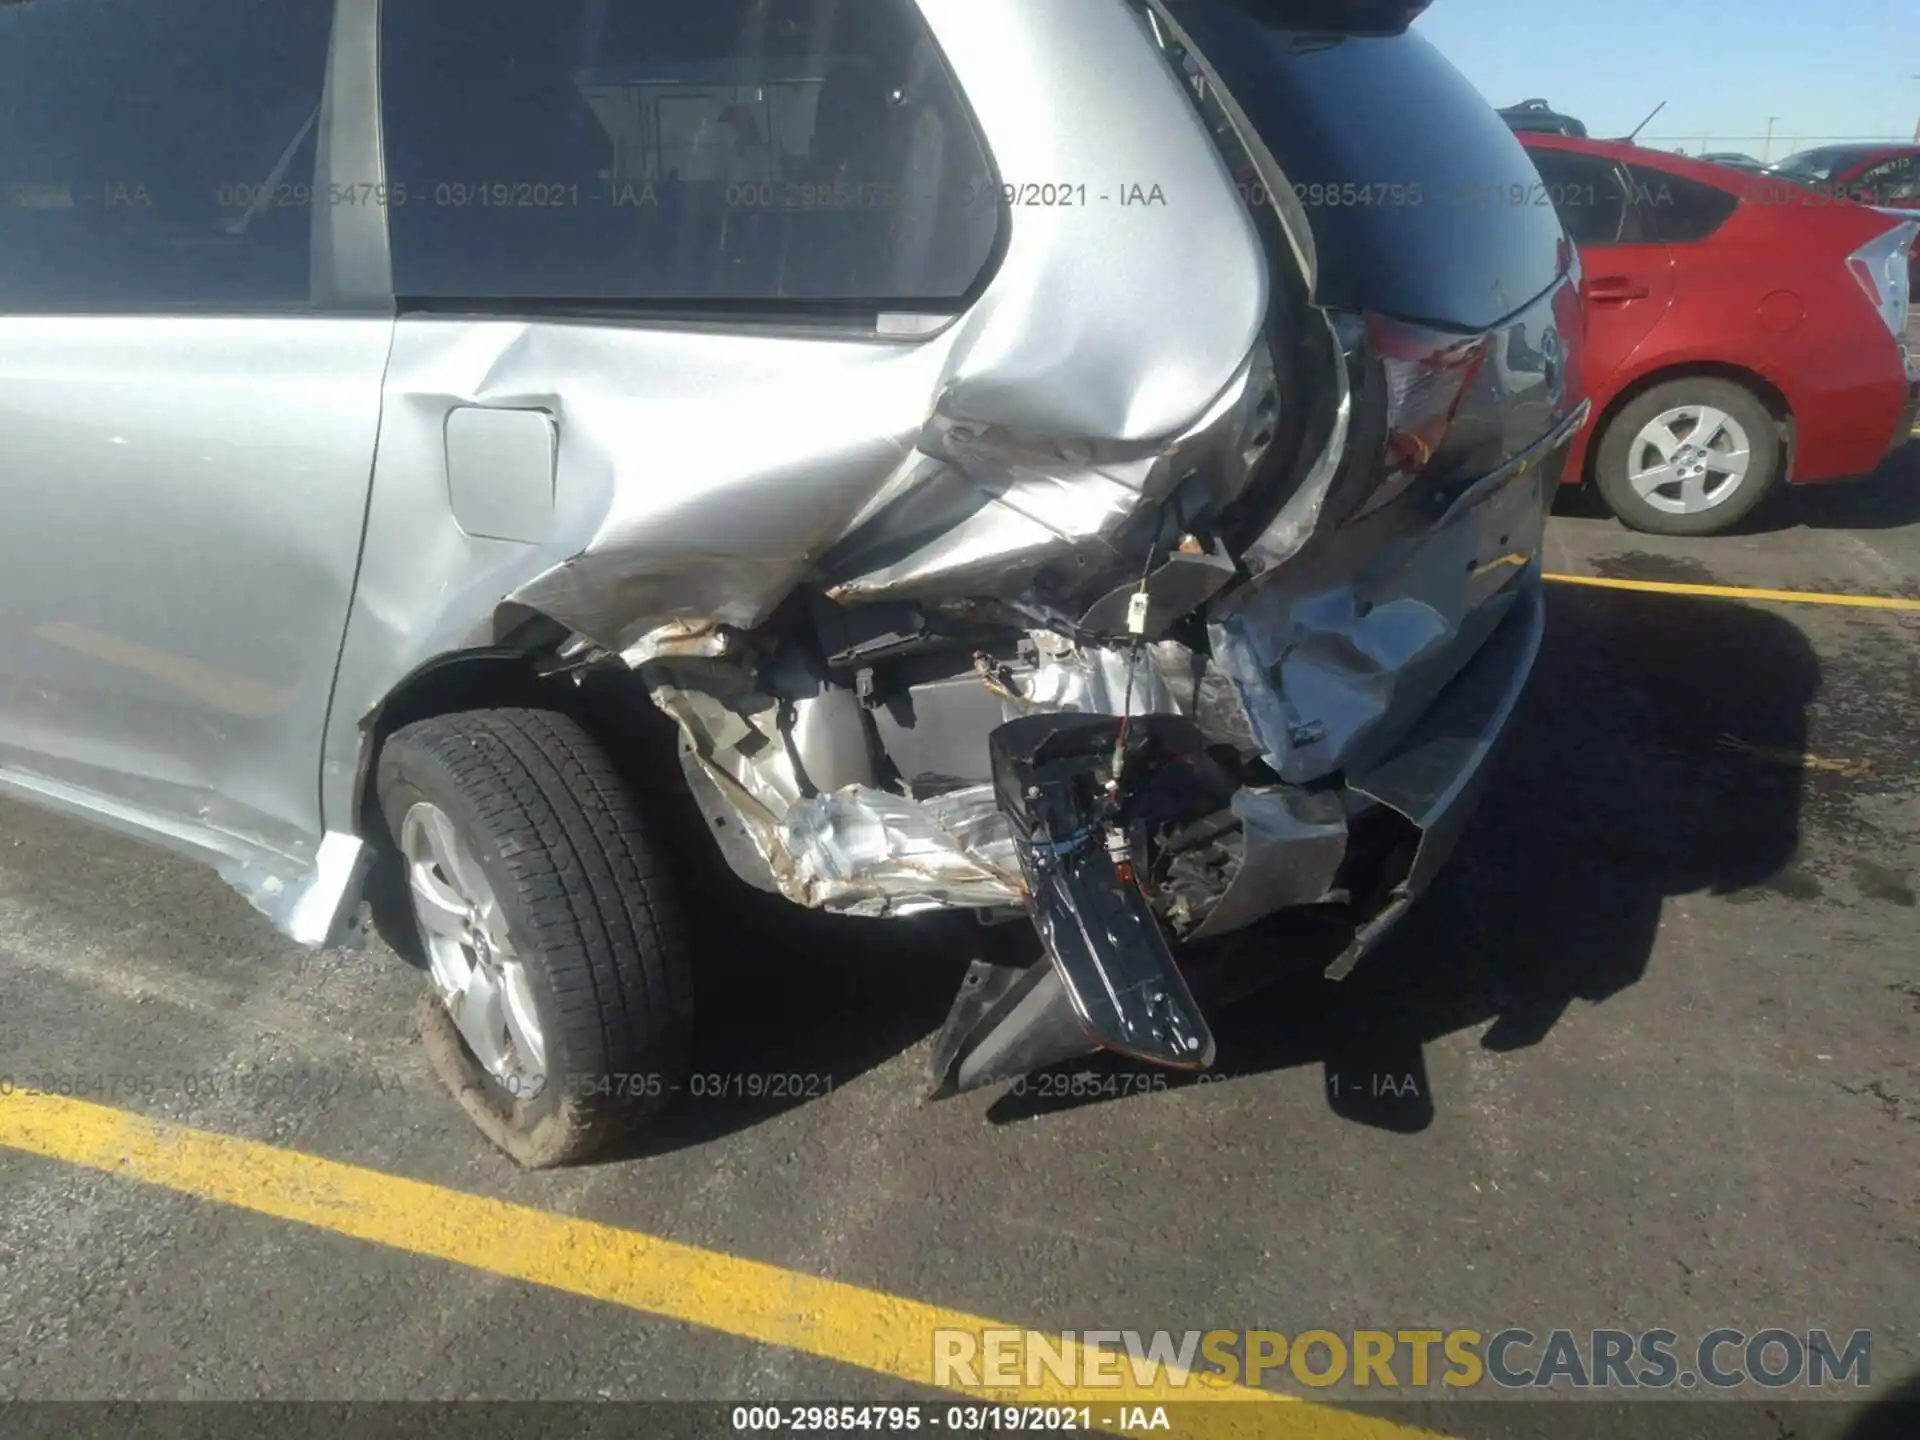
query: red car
[
  {"left": 1767, "top": 143, "right": 1920, "bottom": 211},
  {"left": 1520, "top": 134, "right": 1918, "bottom": 535}
]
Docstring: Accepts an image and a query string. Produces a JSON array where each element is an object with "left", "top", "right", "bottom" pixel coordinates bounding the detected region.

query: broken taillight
[{"left": 1367, "top": 311, "right": 1491, "bottom": 479}]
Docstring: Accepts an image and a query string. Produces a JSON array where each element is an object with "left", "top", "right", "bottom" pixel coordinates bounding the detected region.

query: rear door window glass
[
  {"left": 0, "top": 0, "right": 332, "bottom": 313},
  {"left": 1527, "top": 150, "right": 1629, "bottom": 246},
  {"left": 378, "top": 0, "right": 1002, "bottom": 308}
]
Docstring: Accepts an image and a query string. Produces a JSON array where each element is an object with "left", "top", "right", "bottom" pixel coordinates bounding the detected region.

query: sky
[{"left": 1415, "top": 0, "right": 1920, "bottom": 159}]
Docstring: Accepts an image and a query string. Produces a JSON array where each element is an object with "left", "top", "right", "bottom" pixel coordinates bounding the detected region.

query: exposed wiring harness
[{"left": 1109, "top": 512, "right": 1170, "bottom": 795}]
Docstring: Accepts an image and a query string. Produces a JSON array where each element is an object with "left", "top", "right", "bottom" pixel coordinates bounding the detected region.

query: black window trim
[{"left": 385, "top": 295, "right": 985, "bottom": 342}]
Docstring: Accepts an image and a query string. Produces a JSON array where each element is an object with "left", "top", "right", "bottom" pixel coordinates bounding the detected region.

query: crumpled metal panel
[
  {"left": 649, "top": 658, "right": 1024, "bottom": 914},
  {"left": 1208, "top": 290, "right": 1580, "bottom": 787},
  {"left": 778, "top": 785, "right": 1022, "bottom": 915},
  {"left": 647, "top": 635, "right": 1203, "bottom": 916},
  {"left": 1185, "top": 787, "right": 1348, "bottom": 941},
  {"left": 1326, "top": 575, "right": 1547, "bottom": 979},
  {"left": 1212, "top": 587, "right": 1462, "bottom": 787},
  {"left": 1210, "top": 412, "right": 1563, "bottom": 785},
  {"left": 1020, "top": 635, "right": 1197, "bottom": 719},
  {"left": 913, "top": 0, "right": 1270, "bottom": 444},
  {"left": 488, "top": 334, "right": 946, "bottom": 655},
  {"left": 822, "top": 345, "right": 1274, "bottom": 609},
  {"left": 711, "top": 400, "right": 1569, "bottom": 920},
  {"left": 820, "top": 434, "right": 1169, "bottom": 608},
  {"left": 480, "top": 0, "right": 1271, "bottom": 650}
]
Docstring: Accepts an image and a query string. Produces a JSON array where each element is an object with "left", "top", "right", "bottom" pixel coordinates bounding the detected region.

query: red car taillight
[{"left": 1848, "top": 220, "right": 1917, "bottom": 340}]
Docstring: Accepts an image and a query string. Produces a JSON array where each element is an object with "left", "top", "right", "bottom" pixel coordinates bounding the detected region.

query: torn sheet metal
[
  {"left": 490, "top": 321, "right": 1280, "bottom": 657},
  {"left": 778, "top": 784, "right": 1022, "bottom": 915},
  {"left": 1325, "top": 575, "right": 1548, "bottom": 979},
  {"left": 819, "top": 341, "right": 1277, "bottom": 612},
  {"left": 451, "top": 0, "right": 1274, "bottom": 659},
  {"left": 648, "top": 633, "right": 1205, "bottom": 916},
  {"left": 1183, "top": 787, "right": 1348, "bottom": 942},
  {"left": 650, "top": 656, "right": 1019, "bottom": 914},
  {"left": 1019, "top": 635, "right": 1198, "bottom": 720},
  {"left": 308, "top": 2, "right": 1280, "bottom": 943},
  {"left": 619, "top": 618, "right": 733, "bottom": 668}
]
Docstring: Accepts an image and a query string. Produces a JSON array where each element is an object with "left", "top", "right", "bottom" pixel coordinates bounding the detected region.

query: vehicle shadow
[
  {"left": 583, "top": 693, "right": 1008, "bottom": 1162},
  {"left": 1740, "top": 437, "right": 1920, "bottom": 535},
  {"left": 986, "top": 584, "right": 1820, "bottom": 1129},
  {"left": 1841, "top": 1370, "right": 1920, "bottom": 1440},
  {"left": 599, "top": 884, "right": 994, "bottom": 1160},
  {"left": 594, "top": 584, "right": 1820, "bottom": 1155}
]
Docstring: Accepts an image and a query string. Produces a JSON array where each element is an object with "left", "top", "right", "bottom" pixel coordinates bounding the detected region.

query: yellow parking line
[
  {"left": 0, "top": 1092, "right": 1441, "bottom": 1440},
  {"left": 1544, "top": 572, "right": 1920, "bottom": 612}
]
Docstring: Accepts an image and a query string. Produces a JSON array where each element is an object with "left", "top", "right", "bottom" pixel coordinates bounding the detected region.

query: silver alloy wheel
[
  {"left": 399, "top": 801, "right": 547, "bottom": 1099},
  {"left": 1625, "top": 403, "right": 1754, "bottom": 517}
]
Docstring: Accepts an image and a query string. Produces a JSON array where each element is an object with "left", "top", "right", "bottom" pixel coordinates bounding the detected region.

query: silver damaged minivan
[{"left": 0, "top": 0, "right": 1588, "bottom": 1164}]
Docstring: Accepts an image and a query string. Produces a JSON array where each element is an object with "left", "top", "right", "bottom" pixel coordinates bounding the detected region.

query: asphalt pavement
[{"left": 1, "top": 443, "right": 1917, "bottom": 1439}]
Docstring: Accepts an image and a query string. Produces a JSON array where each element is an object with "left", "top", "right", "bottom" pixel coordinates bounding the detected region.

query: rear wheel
[
  {"left": 376, "top": 708, "right": 693, "bottom": 1168},
  {"left": 1592, "top": 378, "right": 1780, "bottom": 536}
]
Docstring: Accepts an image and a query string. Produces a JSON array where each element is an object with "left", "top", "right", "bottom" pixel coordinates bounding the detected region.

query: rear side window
[
  {"left": 1772, "top": 148, "right": 1850, "bottom": 182},
  {"left": 1851, "top": 155, "right": 1919, "bottom": 205},
  {"left": 379, "top": 0, "right": 1001, "bottom": 308},
  {"left": 1623, "top": 166, "right": 1738, "bottom": 243},
  {"left": 1527, "top": 150, "right": 1629, "bottom": 246},
  {"left": 0, "top": 0, "right": 332, "bottom": 313}
]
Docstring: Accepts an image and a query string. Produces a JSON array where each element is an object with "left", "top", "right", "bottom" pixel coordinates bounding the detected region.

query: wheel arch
[
  {"left": 1580, "top": 360, "right": 1798, "bottom": 487},
  {"left": 348, "top": 626, "right": 689, "bottom": 851},
  {"left": 351, "top": 645, "right": 566, "bottom": 839}
]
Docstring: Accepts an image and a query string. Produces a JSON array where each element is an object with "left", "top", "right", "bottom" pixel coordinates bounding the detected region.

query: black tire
[
  {"left": 375, "top": 708, "right": 693, "bottom": 1168},
  {"left": 1592, "top": 377, "right": 1781, "bottom": 537}
]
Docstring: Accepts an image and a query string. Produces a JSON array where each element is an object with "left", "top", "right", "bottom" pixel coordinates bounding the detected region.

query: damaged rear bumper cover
[{"left": 933, "top": 568, "right": 1545, "bottom": 1094}]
